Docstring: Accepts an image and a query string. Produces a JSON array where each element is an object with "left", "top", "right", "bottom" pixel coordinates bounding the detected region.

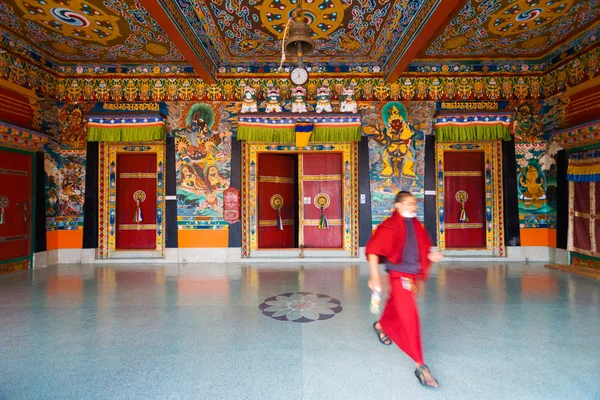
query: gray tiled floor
[{"left": 0, "top": 262, "right": 599, "bottom": 400}]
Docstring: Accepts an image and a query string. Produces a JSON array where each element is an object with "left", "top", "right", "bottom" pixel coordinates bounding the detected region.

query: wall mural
[
  {"left": 512, "top": 101, "right": 557, "bottom": 229},
  {"left": 169, "top": 102, "right": 234, "bottom": 229},
  {"left": 43, "top": 103, "right": 89, "bottom": 231},
  {"left": 363, "top": 101, "right": 433, "bottom": 227},
  {"left": 44, "top": 146, "right": 86, "bottom": 230}
]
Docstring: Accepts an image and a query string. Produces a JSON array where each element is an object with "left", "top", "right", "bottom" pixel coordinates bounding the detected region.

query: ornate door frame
[
  {"left": 98, "top": 142, "right": 166, "bottom": 258},
  {"left": 436, "top": 140, "right": 505, "bottom": 256},
  {"left": 241, "top": 141, "right": 358, "bottom": 258}
]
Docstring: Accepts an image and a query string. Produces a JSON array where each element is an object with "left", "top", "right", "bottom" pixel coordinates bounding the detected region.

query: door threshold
[
  {"left": 109, "top": 250, "right": 164, "bottom": 259},
  {"left": 250, "top": 248, "right": 352, "bottom": 258}
]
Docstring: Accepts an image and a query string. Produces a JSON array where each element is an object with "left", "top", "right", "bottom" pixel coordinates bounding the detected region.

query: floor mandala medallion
[{"left": 259, "top": 292, "right": 343, "bottom": 323}]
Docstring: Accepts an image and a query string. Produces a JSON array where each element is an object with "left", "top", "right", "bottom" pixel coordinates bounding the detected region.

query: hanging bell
[{"left": 285, "top": 18, "right": 314, "bottom": 57}]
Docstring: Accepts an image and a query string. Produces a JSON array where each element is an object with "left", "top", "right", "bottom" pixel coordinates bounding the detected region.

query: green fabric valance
[
  {"left": 237, "top": 115, "right": 362, "bottom": 143},
  {"left": 87, "top": 116, "right": 166, "bottom": 142},
  {"left": 434, "top": 114, "right": 512, "bottom": 142},
  {"left": 436, "top": 124, "right": 512, "bottom": 142}
]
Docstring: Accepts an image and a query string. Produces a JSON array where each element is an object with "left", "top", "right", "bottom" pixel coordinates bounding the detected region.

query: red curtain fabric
[{"left": 569, "top": 181, "right": 599, "bottom": 256}]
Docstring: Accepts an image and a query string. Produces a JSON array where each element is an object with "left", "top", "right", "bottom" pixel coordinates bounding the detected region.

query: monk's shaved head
[{"left": 395, "top": 191, "right": 414, "bottom": 204}]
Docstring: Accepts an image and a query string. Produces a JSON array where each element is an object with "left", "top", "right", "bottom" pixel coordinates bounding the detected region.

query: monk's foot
[
  {"left": 415, "top": 364, "right": 439, "bottom": 389},
  {"left": 372, "top": 322, "right": 392, "bottom": 346}
]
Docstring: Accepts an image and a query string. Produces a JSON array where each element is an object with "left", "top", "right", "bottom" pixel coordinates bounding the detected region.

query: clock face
[{"left": 290, "top": 67, "right": 309, "bottom": 85}]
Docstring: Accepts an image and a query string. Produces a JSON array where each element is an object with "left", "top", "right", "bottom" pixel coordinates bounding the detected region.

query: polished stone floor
[{"left": 0, "top": 262, "right": 599, "bottom": 400}]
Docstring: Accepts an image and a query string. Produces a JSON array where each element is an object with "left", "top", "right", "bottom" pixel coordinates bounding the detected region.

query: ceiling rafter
[
  {"left": 140, "top": 0, "right": 217, "bottom": 83},
  {"left": 385, "top": 0, "right": 465, "bottom": 82}
]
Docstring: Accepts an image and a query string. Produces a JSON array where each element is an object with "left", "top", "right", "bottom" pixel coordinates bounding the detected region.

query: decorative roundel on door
[
  {"left": 455, "top": 190, "right": 468, "bottom": 204},
  {"left": 133, "top": 190, "right": 147, "bottom": 203},
  {"left": 314, "top": 193, "right": 330, "bottom": 209},
  {"left": 270, "top": 194, "right": 284, "bottom": 210}
]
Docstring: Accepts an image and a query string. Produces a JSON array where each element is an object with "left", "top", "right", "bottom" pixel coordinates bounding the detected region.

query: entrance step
[
  {"left": 248, "top": 249, "right": 353, "bottom": 259},
  {"left": 109, "top": 250, "right": 163, "bottom": 259}
]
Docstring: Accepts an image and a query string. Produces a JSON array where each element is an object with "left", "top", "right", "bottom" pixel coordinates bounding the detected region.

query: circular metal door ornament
[
  {"left": 0, "top": 196, "right": 8, "bottom": 209},
  {"left": 455, "top": 190, "right": 468, "bottom": 204},
  {"left": 133, "top": 190, "right": 147, "bottom": 203},
  {"left": 314, "top": 193, "right": 330, "bottom": 209},
  {"left": 270, "top": 194, "right": 284, "bottom": 210}
]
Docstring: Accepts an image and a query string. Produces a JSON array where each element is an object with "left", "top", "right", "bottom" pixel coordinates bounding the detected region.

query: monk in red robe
[{"left": 366, "top": 191, "right": 444, "bottom": 388}]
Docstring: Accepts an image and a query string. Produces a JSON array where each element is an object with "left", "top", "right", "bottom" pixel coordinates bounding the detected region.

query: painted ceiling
[
  {"left": 0, "top": 0, "right": 185, "bottom": 64},
  {"left": 158, "top": 0, "right": 435, "bottom": 70},
  {"left": 416, "top": 0, "right": 600, "bottom": 62},
  {"left": 0, "top": 0, "right": 598, "bottom": 77}
]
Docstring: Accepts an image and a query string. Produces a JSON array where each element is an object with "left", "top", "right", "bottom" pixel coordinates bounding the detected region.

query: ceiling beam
[
  {"left": 384, "top": 0, "right": 465, "bottom": 82},
  {"left": 140, "top": 0, "right": 217, "bottom": 83}
]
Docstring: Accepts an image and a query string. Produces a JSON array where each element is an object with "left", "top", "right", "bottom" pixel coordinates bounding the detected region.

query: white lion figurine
[
  {"left": 339, "top": 86, "right": 357, "bottom": 113},
  {"left": 315, "top": 86, "right": 332, "bottom": 113},
  {"left": 291, "top": 86, "right": 308, "bottom": 113},
  {"left": 265, "top": 88, "right": 282, "bottom": 113},
  {"left": 240, "top": 86, "right": 257, "bottom": 113}
]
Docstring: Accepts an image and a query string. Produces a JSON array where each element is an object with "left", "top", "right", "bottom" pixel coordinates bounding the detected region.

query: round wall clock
[{"left": 290, "top": 66, "right": 309, "bottom": 85}]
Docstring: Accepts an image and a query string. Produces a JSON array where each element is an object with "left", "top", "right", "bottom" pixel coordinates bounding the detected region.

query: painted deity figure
[
  {"left": 339, "top": 86, "right": 357, "bottom": 113},
  {"left": 291, "top": 86, "right": 308, "bottom": 113},
  {"left": 240, "top": 86, "right": 258, "bottom": 113},
  {"left": 381, "top": 103, "right": 416, "bottom": 181},
  {"left": 61, "top": 106, "right": 86, "bottom": 148},
  {"left": 185, "top": 103, "right": 215, "bottom": 148},
  {"left": 265, "top": 88, "right": 282, "bottom": 113},
  {"left": 512, "top": 102, "right": 541, "bottom": 141},
  {"left": 315, "top": 86, "right": 332, "bottom": 113},
  {"left": 519, "top": 163, "right": 546, "bottom": 208}
]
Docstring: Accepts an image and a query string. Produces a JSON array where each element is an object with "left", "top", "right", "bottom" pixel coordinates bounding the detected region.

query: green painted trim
[
  {"left": 0, "top": 256, "right": 29, "bottom": 265},
  {"left": 0, "top": 145, "right": 36, "bottom": 155},
  {"left": 570, "top": 252, "right": 600, "bottom": 262},
  {"left": 566, "top": 142, "right": 600, "bottom": 153}
]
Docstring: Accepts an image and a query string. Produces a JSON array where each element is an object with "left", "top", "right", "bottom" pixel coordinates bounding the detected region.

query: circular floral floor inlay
[{"left": 259, "top": 292, "right": 343, "bottom": 323}]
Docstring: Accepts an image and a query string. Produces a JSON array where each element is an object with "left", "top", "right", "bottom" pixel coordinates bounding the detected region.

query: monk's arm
[{"left": 368, "top": 253, "right": 382, "bottom": 291}]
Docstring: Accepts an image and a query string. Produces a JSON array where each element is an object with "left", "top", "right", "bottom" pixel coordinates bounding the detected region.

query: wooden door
[
  {"left": 301, "top": 153, "right": 343, "bottom": 248},
  {"left": 258, "top": 154, "right": 296, "bottom": 248},
  {"left": 115, "top": 153, "right": 157, "bottom": 250},
  {"left": 443, "top": 151, "right": 486, "bottom": 249},
  {"left": 0, "top": 148, "right": 32, "bottom": 274}
]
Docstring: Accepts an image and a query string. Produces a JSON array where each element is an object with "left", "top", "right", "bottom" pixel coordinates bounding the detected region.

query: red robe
[
  {"left": 366, "top": 211, "right": 432, "bottom": 279},
  {"left": 365, "top": 211, "right": 433, "bottom": 364}
]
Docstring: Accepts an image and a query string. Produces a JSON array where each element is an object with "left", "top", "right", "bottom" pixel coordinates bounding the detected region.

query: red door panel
[
  {"left": 116, "top": 153, "right": 157, "bottom": 250},
  {"left": 444, "top": 151, "right": 486, "bottom": 249},
  {"left": 258, "top": 154, "right": 296, "bottom": 248},
  {"left": 0, "top": 149, "right": 32, "bottom": 262},
  {"left": 302, "top": 153, "right": 343, "bottom": 248}
]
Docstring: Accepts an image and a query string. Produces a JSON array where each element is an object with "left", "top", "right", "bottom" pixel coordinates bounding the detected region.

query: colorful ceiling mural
[
  {"left": 155, "top": 0, "right": 436, "bottom": 70},
  {"left": 0, "top": 0, "right": 185, "bottom": 64},
  {"left": 0, "top": 0, "right": 597, "bottom": 78},
  {"left": 417, "top": 0, "right": 600, "bottom": 62}
]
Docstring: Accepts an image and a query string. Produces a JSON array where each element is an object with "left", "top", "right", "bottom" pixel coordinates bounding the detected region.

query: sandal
[
  {"left": 415, "top": 365, "right": 439, "bottom": 389},
  {"left": 372, "top": 322, "right": 392, "bottom": 345}
]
